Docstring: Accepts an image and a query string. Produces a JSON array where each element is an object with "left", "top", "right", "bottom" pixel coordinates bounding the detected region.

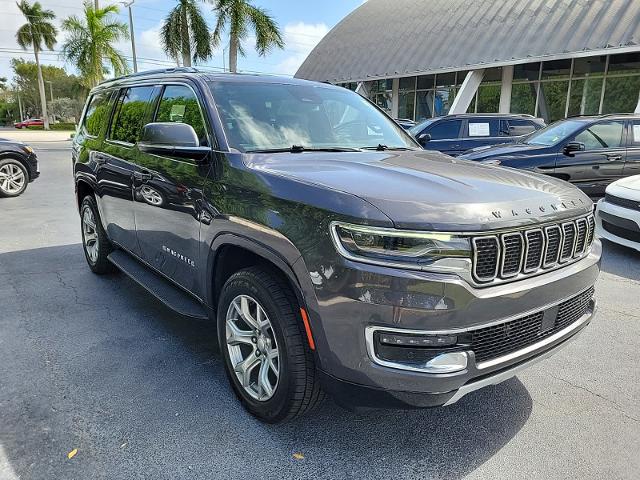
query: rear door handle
[{"left": 606, "top": 154, "right": 622, "bottom": 162}]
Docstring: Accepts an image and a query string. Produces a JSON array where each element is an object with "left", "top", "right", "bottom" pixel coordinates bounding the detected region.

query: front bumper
[
  {"left": 306, "top": 240, "right": 601, "bottom": 408},
  {"left": 595, "top": 198, "right": 640, "bottom": 252}
]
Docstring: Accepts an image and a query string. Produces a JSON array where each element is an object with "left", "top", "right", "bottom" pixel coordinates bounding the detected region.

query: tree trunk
[
  {"left": 34, "top": 47, "right": 49, "bottom": 130},
  {"left": 229, "top": 31, "right": 239, "bottom": 73},
  {"left": 181, "top": 7, "right": 191, "bottom": 67}
]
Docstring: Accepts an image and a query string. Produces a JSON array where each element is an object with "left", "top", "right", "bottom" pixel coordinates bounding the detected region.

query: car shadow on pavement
[
  {"left": 599, "top": 239, "right": 640, "bottom": 282},
  {"left": 0, "top": 244, "right": 532, "bottom": 480}
]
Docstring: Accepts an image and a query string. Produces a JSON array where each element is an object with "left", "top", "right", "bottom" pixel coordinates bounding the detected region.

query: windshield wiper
[
  {"left": 360, "top": 144, "right": 415, "bottom": 151},
  {"left": 246, "top": 145, "right": 362, "bottom": 153}
]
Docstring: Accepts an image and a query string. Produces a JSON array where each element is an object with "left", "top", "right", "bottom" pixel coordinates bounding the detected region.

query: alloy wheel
[
  {"left": 0, "top": 163, "right": 26, "bottom": 194},
  {"left": 225, "top": 294, "right": 280, "bottom": 401},
  {"left": 82, "top": 205, "right": 99, "bottom": 264}
]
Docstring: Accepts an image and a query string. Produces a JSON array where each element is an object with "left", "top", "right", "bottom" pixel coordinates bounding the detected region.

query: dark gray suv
[{"left": 72, "top": 68, "right": 600, "bottom": 423}]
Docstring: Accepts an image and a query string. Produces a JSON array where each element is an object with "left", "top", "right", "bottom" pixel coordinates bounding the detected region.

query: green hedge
[{"left": 25, "top": 122, "right": 77, "bottom": 131}]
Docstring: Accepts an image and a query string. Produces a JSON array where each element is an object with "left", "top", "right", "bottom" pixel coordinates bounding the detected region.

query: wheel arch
[{"left": 206, "top": 234, "right": 308, "bottom": 311}]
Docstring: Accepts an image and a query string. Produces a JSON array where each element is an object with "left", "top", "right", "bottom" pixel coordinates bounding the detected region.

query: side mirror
[
  {"left": 563, "top": 141, "right": 585, "bottom": 157},
  {"left": 417, "top": 132, "right": 431, "bottom": 144},
  {"left": 137, "top": 122, "right": 210, "bottom": 161}
]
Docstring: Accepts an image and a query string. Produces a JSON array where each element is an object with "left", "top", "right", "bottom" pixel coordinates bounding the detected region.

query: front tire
[
  {"left": 0, "top": 159, "right": 28, "bottom": 198},
  {"left": 217, "top": 267, "right": 324, "bottom": 423},
  {"left": 80, "top": 195, "right": 115, "bottom": 274}
]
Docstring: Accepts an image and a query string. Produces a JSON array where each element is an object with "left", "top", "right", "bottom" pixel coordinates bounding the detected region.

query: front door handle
[{"left": 606, "top": 154, "right": 622, "bottom": 162}]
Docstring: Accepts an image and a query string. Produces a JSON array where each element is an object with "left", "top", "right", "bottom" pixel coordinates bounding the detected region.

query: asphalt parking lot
[{"left": 1, "top": 142, "right": 639, "bottom": 480}]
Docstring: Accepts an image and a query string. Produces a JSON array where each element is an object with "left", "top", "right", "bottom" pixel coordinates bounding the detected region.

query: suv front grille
[
  {"left": 471, "top": 287, "right": 594, "bottom": 363},
  {"left": 471, "top": 214, "right": 595, "bottom": 284}
]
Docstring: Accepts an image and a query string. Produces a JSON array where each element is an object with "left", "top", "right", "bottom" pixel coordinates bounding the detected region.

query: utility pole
[
  {"left": 122, "top": 1, "right": 137, "bottom": 73},
  {"left": 94, "top": 1, "right": 99, "bottom": 9}
]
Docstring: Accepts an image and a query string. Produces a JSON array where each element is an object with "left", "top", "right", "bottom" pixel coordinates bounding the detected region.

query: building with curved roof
[{"left": 296, "top": 0, "right": 640, "bottom": 123}]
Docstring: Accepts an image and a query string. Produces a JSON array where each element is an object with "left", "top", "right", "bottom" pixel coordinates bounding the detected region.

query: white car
[{"left": 595, "top": 175, "right": 640, "bottom": 253}]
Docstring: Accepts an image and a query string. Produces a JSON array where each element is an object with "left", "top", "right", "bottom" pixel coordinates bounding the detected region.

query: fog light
[
  {"left": 379, "top": 332, "right": 458, "bottom": 347},
  {"left": 424, "top": 352, "right": 468, "bottom": 373}
]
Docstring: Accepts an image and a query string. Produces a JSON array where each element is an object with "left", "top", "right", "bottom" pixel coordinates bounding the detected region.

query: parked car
[
  {"left": 14, "top": 118, "right": 44, "bottom": 129},
  {"left": 595, "top": 175, "right": 640, "bottom": 252},
  {"left": 73, "top": 68, "right": 600, "bottom": 423},
  {"left": 0, "top": 139, "right": 39, "bottom": 197},
  {"left": 409, "top": 113, "right": 545, "bottom": 155},
  {"left": 461, "top": 115, "right": 640, "bottom": 196}
]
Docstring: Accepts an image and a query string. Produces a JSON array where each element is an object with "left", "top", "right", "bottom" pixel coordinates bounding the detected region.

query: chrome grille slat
[
  {"left": 523, "top": 229, "right": 544, "bottom": 273},
  {"left": 560, "top": 222, "right": 577, "bottom": 262},
  {"left": 500, "top": 233, "right": 524, "bottom": 278},
  {"left": 543, "top": 225, "right": 562, "bottom": 267},
  {"left": 471, "top": 214, "right": 595, "bottom": 284},
  {"left": 574, "top": 218, "right": 588, "bottom": 257}
]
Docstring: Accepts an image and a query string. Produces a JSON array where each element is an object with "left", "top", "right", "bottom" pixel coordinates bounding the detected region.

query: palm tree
[
  {"left": 161, "top": 0, "right": 212, "bottom": 68},
  {"left": 15, "top": 0, "right": 57, "bottom": 129},
  {"left": 211, "top": 0, "right": 284, "bottom": 73},
  {"left": 61, "top": 2, "right": 130, "bottom": 88}
]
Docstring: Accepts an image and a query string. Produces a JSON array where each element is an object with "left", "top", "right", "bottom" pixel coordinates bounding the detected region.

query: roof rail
[{"left": 97, "top": 67, "right": 201, "bottom": 86}]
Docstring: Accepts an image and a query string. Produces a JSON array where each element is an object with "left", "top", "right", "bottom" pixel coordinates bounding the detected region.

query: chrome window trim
[
  {"left": 499, "top": 232, "right": 524, "bottom": 278},
  {"left": 542, "top": 224, "right": 563, "bottom": 268},
  {"left": 523, "top": 229, "right": 544, "bottom": 273}
]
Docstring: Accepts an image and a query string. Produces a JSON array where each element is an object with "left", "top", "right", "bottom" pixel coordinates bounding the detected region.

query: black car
[
  {"left": 72, "top": 69, "right": 599, "bottom": 422},
  {"left": 0, "top": 138, "right": 39, "bottom": 197},
  {"left": 460, "top": 114, "right": 640, "bottom": 196},
  {"left": 409, "top": 113, "right": 545, "bottom": 156}
]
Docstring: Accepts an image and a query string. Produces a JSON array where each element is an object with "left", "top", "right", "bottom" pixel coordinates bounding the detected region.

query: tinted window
[
  {"left": 524, "top": 119, "right": 584, "bottom": 146},
  {"left": 82, "top": 91, "right": 112, "bottom": 137},
  {"left": 508, "top": 119, "right": 538, "bottom": 136},
  {"left": 574, "top": 121, "right": 624, "bottom": 150},
  {"left": 155, "top": 85, "right": 208, "bottom": 146},
  {"left": 109, "top": 86, "right": 154, "bottom": 144},
  {"left": 467, "top": 119, "right": 499, "bottom": 137},
  {"left": 209, "top": 82, "right": 415, "bottom": 152},
  {"left": 427, "top": 120, "right": 462, "bottom": 140}
]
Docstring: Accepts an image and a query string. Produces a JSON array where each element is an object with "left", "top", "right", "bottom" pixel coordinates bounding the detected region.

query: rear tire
[
  {"left": 217, "top": 266, "right": 324, "bottom": 423},
  {"left": 80, "top": 195, "right": 115, "bottom": 274}
]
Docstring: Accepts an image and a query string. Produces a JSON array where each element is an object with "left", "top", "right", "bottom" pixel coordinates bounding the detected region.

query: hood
[
  {"left": 460, "top": 142, "right": 547, "bottom": 161},
  {"left": 611, "top": 174, "right": 640, "bottom": 191},
  {"left": 247, "top": 150, "right": 591, "bottom": 231}
]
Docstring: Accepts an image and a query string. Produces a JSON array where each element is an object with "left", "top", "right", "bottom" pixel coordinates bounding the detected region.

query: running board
[{"left": 107, "top": 250, "right": 209, "bottom": 320}]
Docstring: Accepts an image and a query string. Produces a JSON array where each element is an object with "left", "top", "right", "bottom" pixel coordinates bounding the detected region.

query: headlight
[{"left": 330, "top": 222, "right": 471, "bottom": 271}]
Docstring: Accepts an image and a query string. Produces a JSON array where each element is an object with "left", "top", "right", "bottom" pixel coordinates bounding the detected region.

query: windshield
[
  {"left": 209, "top": 81, "right": 417, "bottom": 152},
  {"left": 523, "top": 119, "right": 585, "bottom": 146}
]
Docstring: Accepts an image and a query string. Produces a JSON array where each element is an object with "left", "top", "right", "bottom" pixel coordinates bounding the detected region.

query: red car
[{"left": 14, "top": 118, "right": 44, "bottom": 129}]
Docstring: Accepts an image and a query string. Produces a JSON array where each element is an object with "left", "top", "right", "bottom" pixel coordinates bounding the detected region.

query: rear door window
[
  {"left": 155, "top": 85, "right": 209, "bottom": 146},
  {"left": 81, "top": 91, "right": 112, "bottom": 137},
  {"left": 109, "top": 86, "right": 155, "bottom": 144},
  {"left": 427, "top": 120, "right": 463, "bottom": 140}
]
